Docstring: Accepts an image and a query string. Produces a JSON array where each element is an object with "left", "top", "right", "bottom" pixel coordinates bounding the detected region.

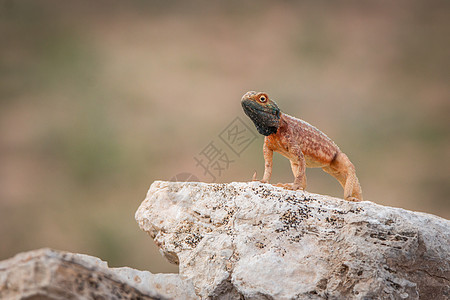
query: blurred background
[{"left": 1, "top": 0, "right": 449, "bottom": 273}]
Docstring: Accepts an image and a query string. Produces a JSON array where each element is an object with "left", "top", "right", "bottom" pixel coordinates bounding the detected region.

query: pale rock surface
[
  {"left": 136, "top": 181, "right": 450, "bottom": 300},
  {"left": 0, "top": 248, "right": 197, "bottom": 300}
]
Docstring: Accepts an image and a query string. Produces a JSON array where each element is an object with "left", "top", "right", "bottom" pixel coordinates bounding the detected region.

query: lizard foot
[
  {"left": 251, "top": 172, "right": 269, "bottom": 184},
  {"left": 345, "top": 196, "right": 362, "bottom": 202},
  {"left": 275, "top": 183, "right": 304, "bottom": 191}
]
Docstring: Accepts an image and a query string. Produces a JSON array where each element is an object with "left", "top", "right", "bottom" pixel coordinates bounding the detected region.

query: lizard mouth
[{"left": 241, "top": 99, "right": 280, "bottom": 136}]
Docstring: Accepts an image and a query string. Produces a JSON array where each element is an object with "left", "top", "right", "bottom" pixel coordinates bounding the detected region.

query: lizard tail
[{"left": 252, "top": 170, "right": 258, "bottom": 181}]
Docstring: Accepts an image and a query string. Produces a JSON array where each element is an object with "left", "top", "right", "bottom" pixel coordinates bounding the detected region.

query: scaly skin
[{"left": 241, "top": 91, "right": 363, "bottom": 201}]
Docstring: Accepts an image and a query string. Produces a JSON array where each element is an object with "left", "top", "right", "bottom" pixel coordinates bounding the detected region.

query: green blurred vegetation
[{"left": 0, "top": 0, "right": 449, "bottom": 273}]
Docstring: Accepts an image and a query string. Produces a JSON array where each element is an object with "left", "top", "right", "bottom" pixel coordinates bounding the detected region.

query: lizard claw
[{"left": 252, "top": 171, "right": 258, "bottom": 181}]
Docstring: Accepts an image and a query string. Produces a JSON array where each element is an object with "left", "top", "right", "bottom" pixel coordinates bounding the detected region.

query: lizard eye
[{"left": 259, "top": 95, "right": 267, "bottom": 103}]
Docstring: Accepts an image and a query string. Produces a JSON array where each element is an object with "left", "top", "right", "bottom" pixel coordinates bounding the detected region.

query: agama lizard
[{"left": 241, "top": 91, "right": 363, "bottom": 201}]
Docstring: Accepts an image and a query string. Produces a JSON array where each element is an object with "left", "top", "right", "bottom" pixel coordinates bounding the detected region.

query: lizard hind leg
[{"left": 323, "top": 153, "right": 363, "bottom": 201}]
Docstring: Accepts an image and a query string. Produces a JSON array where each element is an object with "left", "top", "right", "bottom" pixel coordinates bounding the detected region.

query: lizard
[{"left": 241, "top": 91, "right": 363, "bottom": 202}]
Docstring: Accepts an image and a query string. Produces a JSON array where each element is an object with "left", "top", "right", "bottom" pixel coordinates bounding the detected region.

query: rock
[
  {"left": 135, "top": 181, "right": 450, "bottom": 300},
  {"left": 0, "top": 248, "right": 197, "bottom": 300}
]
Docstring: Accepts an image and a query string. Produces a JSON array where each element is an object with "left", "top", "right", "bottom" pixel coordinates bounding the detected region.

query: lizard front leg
[
  {"left": 261, "top": 138, "right": 273, "bottom": 183},
  {"left": 290, "top": 158, "right": 306, "bottom": 190},
  {"left": 289, "top": 146, "right": 307, "bottom": 190},
  {"left": 275, "top": 146, "right": 307, "bottom": 190}
]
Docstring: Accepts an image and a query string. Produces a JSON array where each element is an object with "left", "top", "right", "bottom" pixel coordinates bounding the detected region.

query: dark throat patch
[{"left": 241, "top": 100, "right": 280, "bottom": 136}]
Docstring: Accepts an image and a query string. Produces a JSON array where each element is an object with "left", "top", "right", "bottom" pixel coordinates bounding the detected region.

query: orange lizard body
[{"left": 241, "top": 91, "right": 363, "bottom": 201}]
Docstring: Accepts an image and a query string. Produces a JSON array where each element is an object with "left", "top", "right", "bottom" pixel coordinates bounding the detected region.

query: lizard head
[{"left": 241, "top": 91, "right": 281, "bottom": 136}]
